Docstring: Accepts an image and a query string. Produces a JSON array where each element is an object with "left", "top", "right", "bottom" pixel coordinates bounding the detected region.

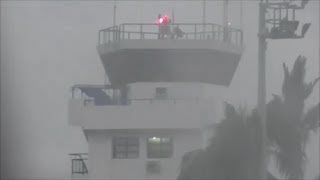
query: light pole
[
  {"left": 257, "top": 2, "right": 267, "bottom": 179},
  {"left": 257, "top": 0, "right": 311, "bottom": 179}
]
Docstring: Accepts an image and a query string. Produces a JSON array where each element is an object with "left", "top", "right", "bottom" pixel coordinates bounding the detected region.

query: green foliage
[
  {"left": 178, "top": 56, "right": 319, "bottom": 180},
  {"left": 178, "top": 103, "right": 261, "bottom": 179},
  {"left": 267, "top": 55, "right": 319, "bottom": 179}
]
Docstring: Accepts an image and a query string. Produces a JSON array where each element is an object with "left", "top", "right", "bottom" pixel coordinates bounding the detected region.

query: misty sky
[{"left": 1, "top": 0, "right": 319, "bottom": 179}]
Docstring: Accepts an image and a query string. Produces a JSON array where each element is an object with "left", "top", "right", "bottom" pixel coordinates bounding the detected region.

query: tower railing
[{"left": 98, "top": 23, "right": 243, "bottom": 46}]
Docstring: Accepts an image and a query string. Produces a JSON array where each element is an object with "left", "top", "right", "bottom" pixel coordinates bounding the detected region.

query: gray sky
[{"left": 1, "top": 0, "right": 319, "bottom": 179}]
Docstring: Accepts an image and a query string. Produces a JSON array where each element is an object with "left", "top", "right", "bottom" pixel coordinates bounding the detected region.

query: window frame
[
  {"left": 112, "top": 136, "right": 140, "bottom": 159},
  {"left": 146, "top": 136, "right": 174, "bottom": 159}
]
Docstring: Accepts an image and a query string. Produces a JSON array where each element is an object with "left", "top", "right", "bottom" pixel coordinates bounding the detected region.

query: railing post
[
  {"left": 117, "top": 28, "right": 120, "bottom": 41},
  {"left": 217, "top": 26, "right": 220, "bottom": 41},
  {"left": 115, "top": 27, "right": 118, "bottom": 42},
  {"left": 194, "top": 24, "right": 197, "bottom": 39},
  {"left": 113, "top": 28, "right": 115, "bottom": 42},
  {"left": 241, "top": 30, "right": 243, "bottom": 45},
  {"left": 98, "top": 31, "right": 100, "bottom": 44},
  {"left": 108, "top": 31, "right": 110, "bottom": 43},
  {"left": 212, "top": 24, "right": 215, "bottom": 40},
  {"left": 235, "top": 31, "right": 238, "bottom": 45},
  {"left": 122, "top": 25, "right": 125, "bottom": 40},
  {"left": 140, "top": 24, "right": 143, "bottom": 39}
]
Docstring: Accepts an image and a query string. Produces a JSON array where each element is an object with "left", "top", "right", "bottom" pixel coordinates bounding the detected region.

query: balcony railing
[
  {"left": 71, "top": 84, "right": 128, "bottom": 106},
  {"left": 69, "top": 153, "right": 88, "bottom": 175},
  {"left": 71, "top": 84, "right": 215, "bottom": 106},
  {"left": 98, "top": 23, "right": 243, "bottom": 46}
]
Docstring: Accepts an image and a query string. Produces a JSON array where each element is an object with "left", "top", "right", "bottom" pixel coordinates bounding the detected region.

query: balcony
[
  {"left": 71, "top": 84, "right": 128, "bottom": 106},
  {"left": 69, "top": 84, "right": 217, "bottom": 130},
  {"left": 96, "top": 23, "right": 244, "bottom": 87}
]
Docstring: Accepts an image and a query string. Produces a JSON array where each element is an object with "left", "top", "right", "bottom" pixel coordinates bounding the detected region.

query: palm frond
[
  {"left": 268, "top": 56, "right": 319, "bottom": 179},
  {"left": 304, "top": 103, "right": 320, "bottom": 132}
]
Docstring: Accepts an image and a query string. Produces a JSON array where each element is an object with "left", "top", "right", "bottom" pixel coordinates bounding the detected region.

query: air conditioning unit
[{"left": 146, "top": 160, "right": 161, "bottom": 174}]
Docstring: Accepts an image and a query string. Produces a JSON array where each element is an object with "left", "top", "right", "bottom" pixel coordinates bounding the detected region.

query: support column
[{"left": 257, "top": 2, "right": 267, "bottom": 180}]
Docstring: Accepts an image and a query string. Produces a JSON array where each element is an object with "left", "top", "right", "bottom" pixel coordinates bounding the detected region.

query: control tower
[{"left": 68, "top": 22, "right": 244, "bottom": 179}]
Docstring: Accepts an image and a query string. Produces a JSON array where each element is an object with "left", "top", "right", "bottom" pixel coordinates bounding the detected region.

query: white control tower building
[{"left": 68, "top": 21, "right": 244, "bottom": 179}]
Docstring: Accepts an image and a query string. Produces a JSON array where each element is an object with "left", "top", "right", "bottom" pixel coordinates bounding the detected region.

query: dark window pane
[
  {"left": 113, "top": 137, "right": 139, "bottom": 159},
  {"left": 127, "top": 152, "right": 139, "bottom": 158}
]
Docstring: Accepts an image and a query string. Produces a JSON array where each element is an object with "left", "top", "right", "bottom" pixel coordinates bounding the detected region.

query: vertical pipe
[
  {"left": 223, "top": 0, "right": 229, "bottom": 41},
  {"left": 113, "top": 4, "right": 116, "bottom": 27},
  {"left": 172, "top": 9, "right": 175, "bottom": 24},
  {"left": 293, "top": 9, "right": 295, "bottom": 20},
  {"left": 203, "top": 0, "right": 206, "bottom": 39},
  {"left": 240, "top": 0, "right": 243, "bottom": 30},
  {"left": 257, "top": 2, "right": 267, "bottom": 180},
  {"left": 140, "top": 24, "right": 143, "bottom": 39},
  {"left": 104, "top": 72, "right": 107, "bottom": 85},
  {"left": 279, "top": 5, "right": 282, "bottom": 20},
  {"left": 223, "top": 0, "right": 228, "bottom": 27},
  {"left": 273, "top": 9, "right": 276, "bottom": 28},
  {"left": 195, "top": 24, "right": 197, "bottom": 39}
]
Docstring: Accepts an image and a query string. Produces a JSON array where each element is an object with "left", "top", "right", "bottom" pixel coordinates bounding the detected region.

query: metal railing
[
  {"left": 71, "top": 84, "right": 216, "bottom": 107},
  {"left": 71, "top": 84, "right": 128, "bottom": 106},
  {"left": 69, "top": 153, "right": 88, "bottom": 175},
  {"left": 98, "top": 23, "right": 243, "bottom": 46}
]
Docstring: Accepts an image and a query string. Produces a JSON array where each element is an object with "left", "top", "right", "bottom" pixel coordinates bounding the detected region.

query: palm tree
[
  {"left": 178, "top": 103, "right": 279, "bottom": 179},
  {"left": 178, "top": 103, "right": 260, "bottom": 179},
  {"left": 266, "top": 55, "right": 319, "bottom": 179},
  {"left": 178, "top": 56, "right": 319, "bottom": 180}
]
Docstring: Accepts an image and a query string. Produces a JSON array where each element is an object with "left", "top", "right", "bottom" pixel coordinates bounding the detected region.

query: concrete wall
[
  {"left": 69, "top": 83, "right": 226, "bottom": 130},
  {"left": 71, "top": 174, "right": 88, "bottom": 180},
  {"left": 127, "top": 82, "right": 223, "bottom": 100},
  {"left": 69, "top": 82, "right": 225, "bottom": 179},
  {"left": 97, "top": 39, "right": 244, "bottom": 55},
  {"left": 86, "top": 129, "right": 204, "bottom": 179}
]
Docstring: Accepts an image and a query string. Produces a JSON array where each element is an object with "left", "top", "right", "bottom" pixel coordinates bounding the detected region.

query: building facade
[{"left": 68, "top": 22, "right": 243, "bottom": 179}]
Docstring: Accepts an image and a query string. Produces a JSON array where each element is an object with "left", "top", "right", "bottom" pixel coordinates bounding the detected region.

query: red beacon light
[
  {"left": 159, "top": 17, "right": 164, "bottom": 24},
  {"left": 156, "top": 14, "right": 169, "bottom": 25}
]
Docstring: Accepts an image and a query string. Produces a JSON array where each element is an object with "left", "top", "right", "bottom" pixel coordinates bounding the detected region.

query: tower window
[
  {"left": 147, "top": 137, "right": 173, "bottom": 158},
  {"left": 155, "top": 87, "right": 167, "bottom": 99},
  {"left": 112, "top": 137, "right": 139, "bottom": 159}
]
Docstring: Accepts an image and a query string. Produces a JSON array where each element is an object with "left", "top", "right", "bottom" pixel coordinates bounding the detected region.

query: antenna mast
[
  {"left": 240, "top": 0, "right": 243, "bottom": 30},
  {"left": 223, "top": 0, "right": 229, "bottom": 27},
  {"left": 113, "top": 1, "right": 116, "bottom": 27},
  {"left": 203, "top": 0, "right": 206, "bottom": 39}
]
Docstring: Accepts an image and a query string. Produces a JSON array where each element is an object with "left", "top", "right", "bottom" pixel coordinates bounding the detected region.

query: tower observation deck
[
  {"left": 69, "top": 22, "right": 245, "bottom": 179},
  {"left": 97, "top": 23, "right": 244, "bottom": 87}
]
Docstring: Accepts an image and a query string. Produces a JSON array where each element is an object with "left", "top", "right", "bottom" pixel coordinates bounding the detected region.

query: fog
[{"left": 0, "top": 0, "right": 319, "bottom": 179}]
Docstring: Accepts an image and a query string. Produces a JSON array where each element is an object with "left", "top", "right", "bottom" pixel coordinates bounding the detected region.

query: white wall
[
  {"left": 97, "top": 39, "right": 244, "bottom": 55},
  {"left": 69, "top": 82, "right": 226, "bottom": 129},
  {"left": 69, "top": 98, "right": 218, "bottom": 129},
  {"left": 127, "top": 82, "right": 225, "bottom": 100},
  {"left": 86, "top": 129, "right": 203, "bottom": 179},
  {"left": 69, "top": 82, "right": 227, "bottom": 179}
]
